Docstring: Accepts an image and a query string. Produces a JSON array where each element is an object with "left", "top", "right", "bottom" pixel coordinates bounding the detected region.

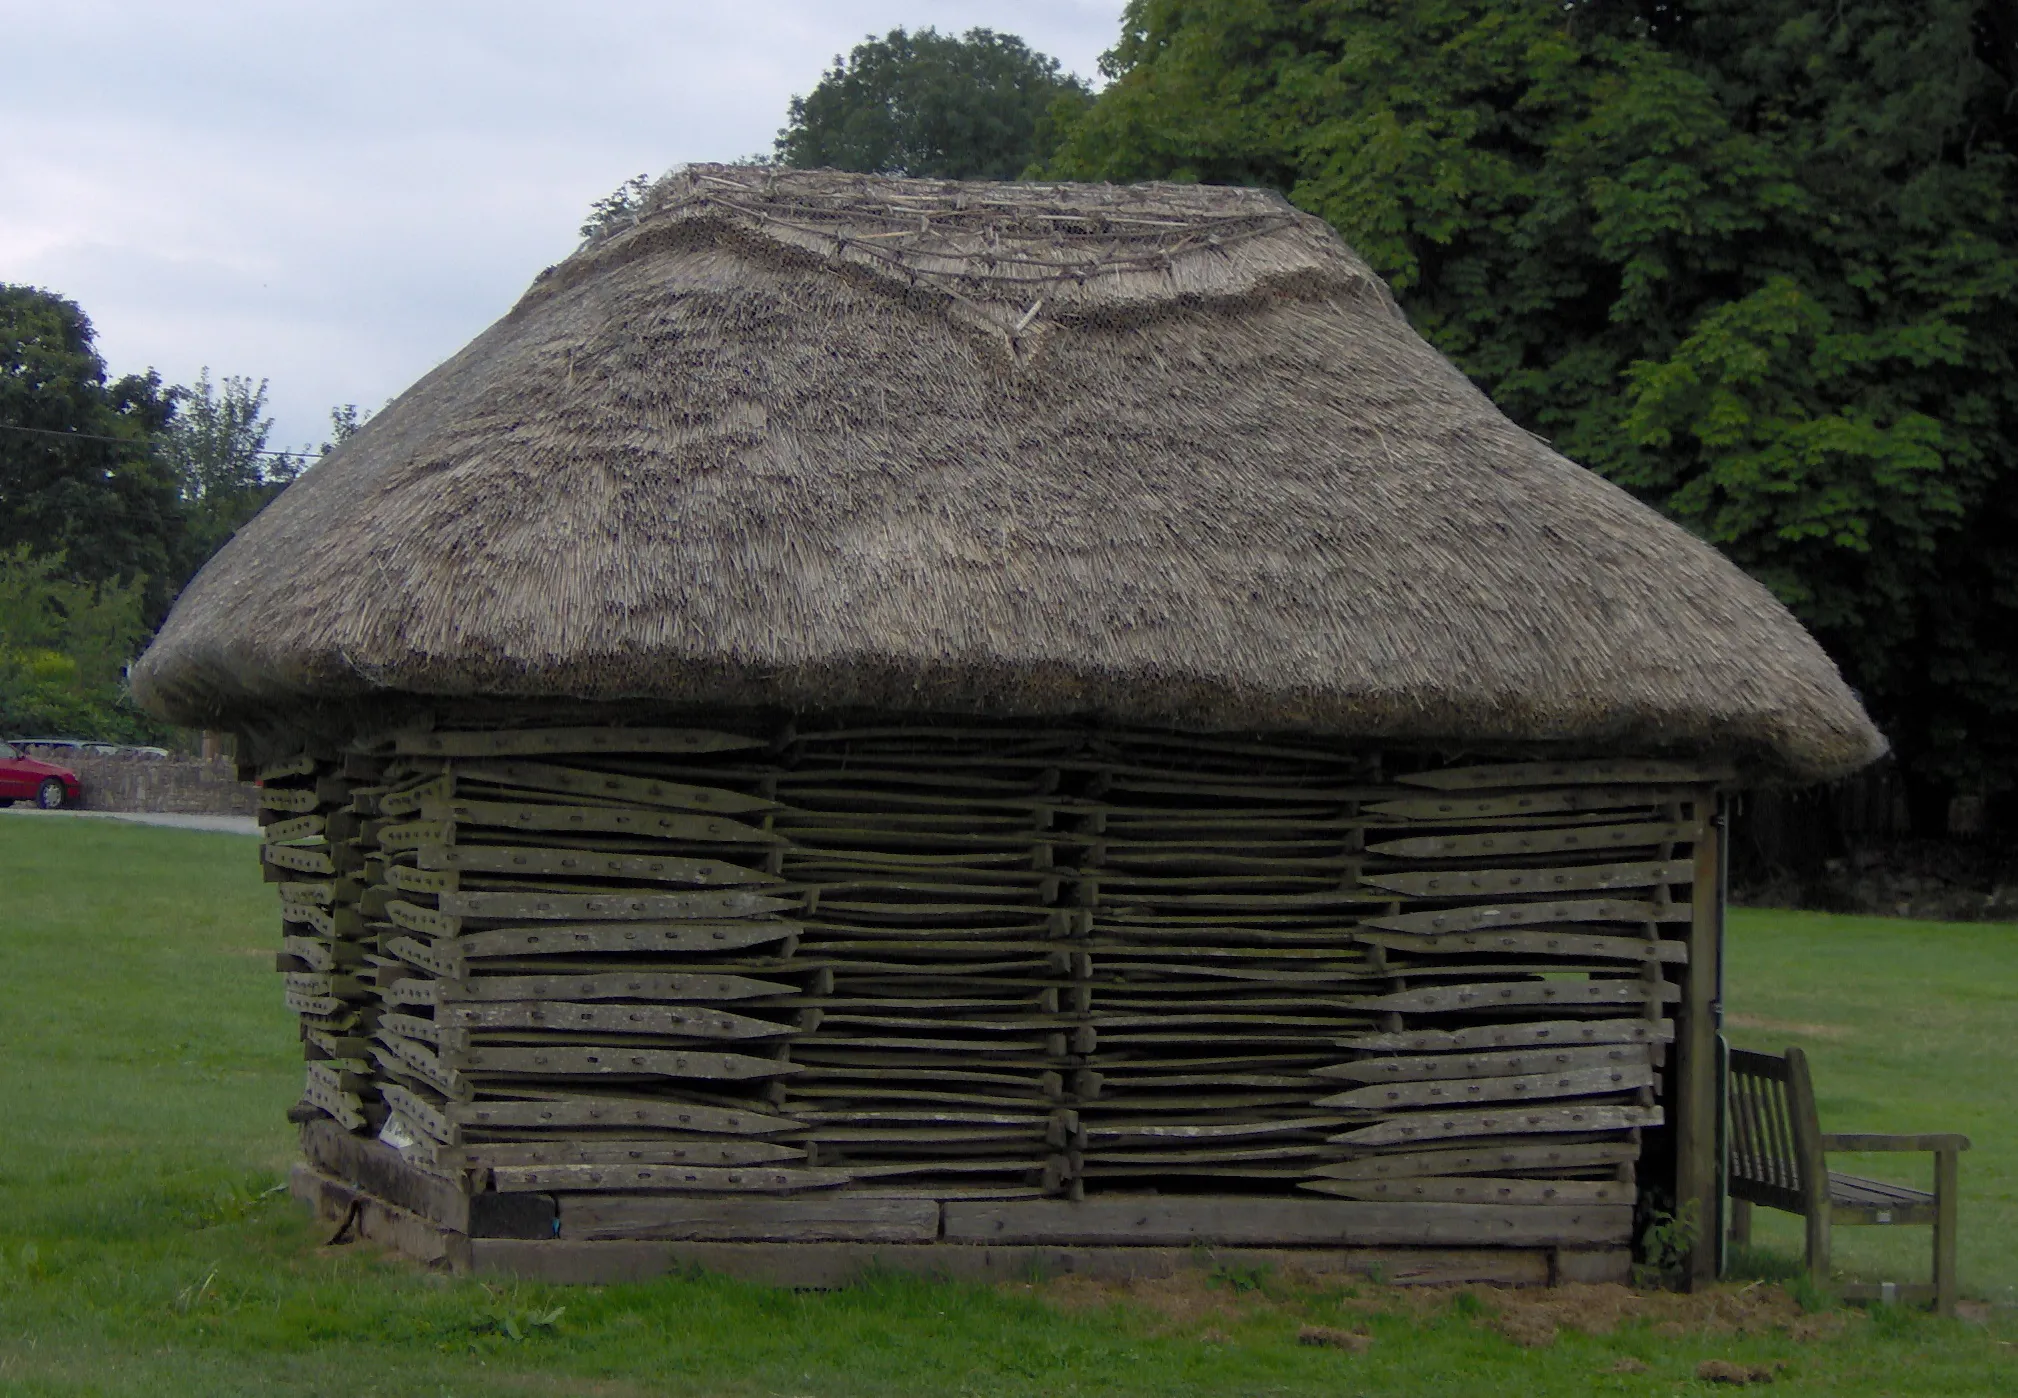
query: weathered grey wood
[
  {"left": 428, "top": 920, "right": 798, "bottom": 966},
  {"left": 452, "top": 1044, "right": 801, "bottom": 1080},
  {"left": 434, "top": 971, "right": 794, "bottom": 1003},
  {"left": 396, "top": 727, "right": 765, "bottom": 758},
  {"left": 943, "top": 1197, "right": 1633, "bottom": 1247},
  {"left": 421, "top": 798, "right": 782, "bottom": 845},
  {"left": 438, "top": 1139, "right": 806, "bottom": 1169},
  {"left": 300, "top": 1118, "right": 473, "bottom": 1230},
  {"left": 1307, "top": 1141, "right": 1638, "bottom": 1181},
  {"left": 1302, "top": 1177, "right": 1632, "bottom": 1205},
  {"left": 1357, "top": 928, "right": 1684, "bottom": 963},
  {"left": 453, "top": 760, "right": 776, "bottom": 815},
  {"left": 1680, "top": 806, "right": 1720, "bottom": 1289},
  {"left": 262, "top": 814, "right": 326, "bottom": 844},
  {"left": 494, "top": 1164, "right": 853, "bottom": 1194},
  {"left": 257, "top": 785, "right": 323, "bottom": 813},
  {"left": 1341, "top": 1018, "right": 1673, "bottom": 1053},
  {"left": 468, "top": 1239, "right": 1559, "bottom": 1287},
  {"left": 438, "top": 1000, "right": 792, "bottom": 1040},
  {"left": 1365, "top": 820, "right": 1698, "bottom": 861},
  {"left": 438, "top": 889, "right": 794, "bottom": 922},
  {"left": 1361, "top": 859, "right": 1694, "bottom": 899},
  {"left": 1316, "top": 1042, "right": 1653, "bottom": 1084},
  {"left": 1365, "top": 899, "right": 1691, "bottom": 935},
  {"left": 558, "top": 1196, "right": 939, "bottom": 1242},
  {"left": 1367, "top": 980, "right": 1676, "bottom": 1013},
  {"left": 1364, "top": 787, "right": 1690, "bottom": 822},
  {"left": 1329, "top": 1103, "right": 1662, "bottom": 1146},
  {"left": 416, "top": 843, "right": 777, "bottom": 886},
  {"left": 450, "top": 1094, "right": 795, "bottom": 1135},
  {"left": 1394, "top": 761, "right": 1731, "bottom": 791},
  {"left": 292, "top": 1163, "right": 471, "bottom": 1273},
  {"left": 1317, "top": 1063, "right": 1655, "bottom": 1110},
  {"left": 258, "top": 753, "right": 320, "bottom": 782}
]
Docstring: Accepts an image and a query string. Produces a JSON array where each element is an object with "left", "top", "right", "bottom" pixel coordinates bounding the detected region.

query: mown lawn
[{"left": 1, "top": 816, "right": 2013, "bottom": 1396}]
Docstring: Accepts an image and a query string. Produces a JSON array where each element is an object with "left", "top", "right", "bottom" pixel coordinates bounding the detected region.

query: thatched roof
[{"left": 133, "top": 166, "right": 1882, "bottom": 781}]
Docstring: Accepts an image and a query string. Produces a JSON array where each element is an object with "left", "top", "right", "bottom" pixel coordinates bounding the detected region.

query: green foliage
[
  {"left": 0, "top": 543, "right": 164, "bottom": 740},
  {"left": 775, "top": 27, "right": 1092, "bottom": 180},
  {"left": 160, "top": 368, "right": 302, "bottom": 570},
  {"left": 580, "top": 172, "right": 653, "bottom": 241},
  {"left": 1047, "top": 0, "right": 2018, "bottom": 801},
  {"left": 0, "top": 285, "right": 184, "bottom": 621}
]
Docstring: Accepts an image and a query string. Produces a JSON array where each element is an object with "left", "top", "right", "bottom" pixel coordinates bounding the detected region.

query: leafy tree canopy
[
  {"left": 161, "top": 368, "right": 303, "bottom": 569},
  {"left": 775, "top": 26, "right": 1093, "bottom": 179},
  {"left": 1046, "top": 0, "right": 2018, "bottom": 805},
  {"left": 0, "top": 285, "right": 183, "bottom": 620},
  {"left": 0, "top": 543, "right": 162, "bottom": 742}
]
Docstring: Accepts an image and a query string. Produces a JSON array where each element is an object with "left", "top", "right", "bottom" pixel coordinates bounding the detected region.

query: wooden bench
[{"left": 1726, "top": 1045, "right": 1968, "bottom": 1314}]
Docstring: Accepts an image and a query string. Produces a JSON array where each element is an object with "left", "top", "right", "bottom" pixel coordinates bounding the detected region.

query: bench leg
[
  {"left": 1729, "top": 1198, "right": 1752, "bottom": 1249},
  {"left": 1934, "top": 1147, "right": 1959, "bottom": 1317},
  {"left": 1805, "top": 1204, "right": 1831, "bottom": 1292}
]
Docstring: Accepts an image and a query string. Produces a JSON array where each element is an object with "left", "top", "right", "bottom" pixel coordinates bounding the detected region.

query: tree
[
  {"left": 1047, "top": 0, "right": 2018, "bottom": 814},
  {"left": 775, "top": 27, "right": 1093, "bottom": 180},
  {"left": 0, "top": 543, "right": 159, "bottom": 741},
  {"left": 161, "top": 368, "right": 302, "bottom": 568},
  {"left": 0, "top": 285, "right": 184, "bottom": 620}
]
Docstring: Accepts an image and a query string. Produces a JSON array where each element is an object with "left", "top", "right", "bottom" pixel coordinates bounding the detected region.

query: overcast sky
[{"left": 1, "top": 2, "right": 1124, "bottom": 451}]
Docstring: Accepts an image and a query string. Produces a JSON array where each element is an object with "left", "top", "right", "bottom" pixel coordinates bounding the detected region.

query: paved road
[{"left": 0, "top": 807, "right": 258, "bottom": 836}]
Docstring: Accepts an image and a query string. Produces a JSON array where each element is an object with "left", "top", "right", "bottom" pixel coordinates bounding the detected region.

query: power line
[{"left": 0, "top": 420, "right": 321, "bottom": 461}]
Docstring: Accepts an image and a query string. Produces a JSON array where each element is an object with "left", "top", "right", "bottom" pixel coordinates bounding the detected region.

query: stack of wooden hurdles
[{"left": 270, "top": 720, "right": 1708, "bottom": 1274}]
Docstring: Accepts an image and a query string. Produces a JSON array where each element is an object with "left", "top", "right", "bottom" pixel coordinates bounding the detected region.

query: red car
[{"left": 0, "top": 741, "right": 81, "bottom": 808}]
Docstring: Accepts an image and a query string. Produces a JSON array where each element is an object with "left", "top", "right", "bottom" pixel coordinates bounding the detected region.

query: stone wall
[{"left": 22, "top": 748, "right": 253, "bottom": 815}]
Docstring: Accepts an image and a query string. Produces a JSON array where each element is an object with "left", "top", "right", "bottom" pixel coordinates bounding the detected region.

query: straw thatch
[{"left": 132, "top": 166, "right": 1882, "bottom": 781}]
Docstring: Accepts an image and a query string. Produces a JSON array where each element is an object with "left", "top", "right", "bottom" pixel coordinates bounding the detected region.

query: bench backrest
[{"left": 1727, "top": 1045, "right": 1829, "bottom": 1214}]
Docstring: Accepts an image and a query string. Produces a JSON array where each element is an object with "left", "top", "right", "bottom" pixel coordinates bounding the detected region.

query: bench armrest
[{"left": 1819, "top": 1132, "right": 1971, "bottom": 1154}]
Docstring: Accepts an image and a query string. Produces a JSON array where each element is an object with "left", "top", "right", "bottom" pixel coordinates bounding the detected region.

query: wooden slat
[
  {"left": 262, "top": 814, "right": 326, "bottom": 844},
  {"left": 1367, "top": 980, "right": 1676, "bottom": 1013},
  {"left": 1315, "top": 1042, "right": 1653, "bottom": 1084},
  {"left": 493, "top": 1164, "right": 851, "bottom": 1194},
  {"left": 1363, "top": 787, "right": 1690, "bottom": 821},
  {"left": 1365, "top": 899, "right": 1690, "bottom": 935},
  {"left": 1329, "top": 1104, "right": 1662, "bottom": 1146},
  {"left": 257, "top": 753, "right": 320, "bottom": 782},
  {"left": 416, "top": 843, "right": 776, "bottom": 886},
  {"left": 1358, "top": 928, "right": 1684, "bottom": 963},
  {"left": 436, "top": 890, "right": 793, "bottom": 923},
  {"left": 1341, "top": 1018, "right": 1673, "bottom": 1053},
  {"left": 942, "top": 1197, "right": 1633, "bottom": 1247},
  {"left": 438, "top": 1001, "right": 792, "bottom": 1040},
  {"left": 422, "top": 798, "right": 781, "bottom": 844},
  {"left": 1395, "top": 761, "right": 1731, "bottom": 791},
  {"left": 453, "top": 920, "right": 799, "bottom": 960},
  {"left": 1303, "top": 1177, "right": 1631, "bottom": 1205},
  {"left": 1365, "top": 821, "right": 1697, "bottom": 860},
  {"left": 1315, "top": 1062, "right": 1655, "bottom": 1110},
  {"left": 452, "top": 1095, "right": 795, "bottom": 1135},
  {"left": 1361, "top": 859, "right": 1693, "bottom": 899},
  {"left": 435, "top": 971, "right": 793, "bottom": 1003},
  {"left": 560, "top": 1195, "right": 940, "bottom": 1243},
  {"left": 453, "top": 1045, "right": 800, "bottom": 1080},
  {"left": 453, "top": 760, "right": 775, "bottom": 814},
  {"left": 1306, "top": 1141, "right": 1638, "bottom": 1181},
  {"left": 396, "top": 727, "right": 766, "bottom": 758},
  {"left": 256, "top": 786, "right": 323, "bottom": 813}
]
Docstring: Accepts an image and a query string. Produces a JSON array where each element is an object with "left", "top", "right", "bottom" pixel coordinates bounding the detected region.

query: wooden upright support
[{"left": 1678, "top": 791, "right": 1723, "bottom": 1288}]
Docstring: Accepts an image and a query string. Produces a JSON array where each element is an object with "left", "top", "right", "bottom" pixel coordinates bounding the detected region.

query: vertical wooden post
[
  {"left": 1934, "top": 1144, "right": 1959, "bottom": 1316},
  {"left": 1678, "top": 790, "right": 1724, "bottom": 1288}
]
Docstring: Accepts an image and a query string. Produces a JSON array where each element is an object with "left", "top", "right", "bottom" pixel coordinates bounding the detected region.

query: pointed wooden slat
[
  {"left": 1365, "top": 821, "right": 1698, "bottom": 860},
  {"left": 417, "top": 843, "right": 778, "bottom": 886},
  {"left": 1368, "top": 980, "right": 1675, "bottom": 1013},
  {"left": 1357, "top": 928, "right": 1684, "bottom": 964},
  {"left": 1395, "top": 760, "right": 1729, "bottom": 791},
  {"left": 1329, "top": 1103, "right": 1663, "bottom": 1146},
  {"left": 1365, "top": 899, "right": 1690, "bottom": 935},
  {"left": 422, "top": 798, "right": 783, "bottom": 845},
  {"left": 1315, "top": 1042, "right": 1654, "bottom": 1084},
  {"left": 1361, "top": 859, "right": 1694, "bottom": 899},
  {"left": 1303, "top": 1176, "right": 1632, "bottom": 1205},
  {"left": 395, "top": 727, "right": 765, "bottom": 758},
  {"left": 1306, "top": 1141, "right": 1638, "bottom": 1181},
  {"left": 452, "top": 1044, "right": 800, "bottom": 1080},
  {"left": 492, "top": 1163, "right": 851, "bottom": 1193},
  {"left": 1340, "top": 1018, "right": 1673, "bottom": 1053},
  {"left": 1315, "top": 1063, "right": 1655, "bottom": 1110},
  {"left": 438, "top": 1000, "right": 793, "bottom": 1040}
]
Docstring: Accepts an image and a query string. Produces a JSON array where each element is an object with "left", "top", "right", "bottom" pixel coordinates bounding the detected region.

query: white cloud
[{"left": 0, "top": 1, "right": 1122, "bottom": 448}]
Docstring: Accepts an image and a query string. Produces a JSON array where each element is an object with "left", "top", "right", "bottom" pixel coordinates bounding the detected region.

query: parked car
[{"left": 0, "top": 741, "right": 82, "bottom": 808}]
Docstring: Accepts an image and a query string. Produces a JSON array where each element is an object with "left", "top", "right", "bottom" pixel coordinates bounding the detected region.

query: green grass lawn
[{"left": 1, "top": 816, "right": 2013, "bottom": 1396}]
